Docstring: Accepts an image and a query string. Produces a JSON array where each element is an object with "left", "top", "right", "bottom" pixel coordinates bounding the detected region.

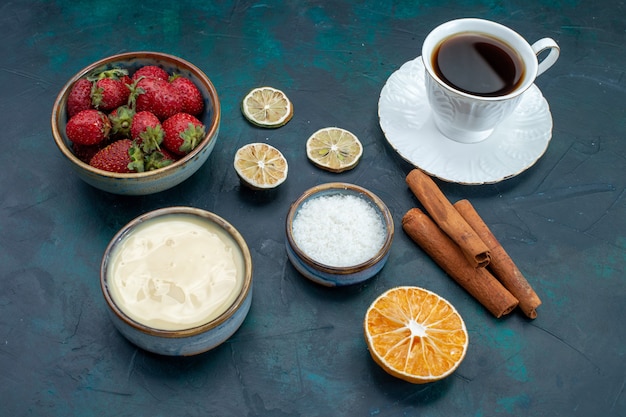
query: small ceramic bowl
[
  {"left": 51, "top": 52, "right": 220, "bottom": 195},
  {"left": 285, "top": 183, "right": 394, "bottom": 286},
  {"left": 100, "top": 207, "right": 252, "bottom": 356}
]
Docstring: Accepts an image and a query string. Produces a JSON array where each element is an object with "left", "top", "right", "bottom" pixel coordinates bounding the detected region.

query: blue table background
[{"left": 1, "top": 1, "right": 624, "bottom": 416}]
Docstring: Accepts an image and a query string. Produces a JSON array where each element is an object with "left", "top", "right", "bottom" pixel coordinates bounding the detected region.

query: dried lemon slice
[
  {"left": 241, "top": 86, "right": 293, "bottom": 128},
  {"left": 364, "top": 286, "right": 469, "bottom": 384},
  {"left": 306, "top": 127, "right": 363, "bottom": 173},
  {"left": 234, "top": 143, "right": 288, "bottom": 189}
]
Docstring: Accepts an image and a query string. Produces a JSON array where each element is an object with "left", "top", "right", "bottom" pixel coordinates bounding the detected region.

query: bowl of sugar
[
  {"left": 285, "top": 183, "right": 394, "bottom": 286},
  {"left": 100, "top": 206, "right": 252, "bottom": 356}
]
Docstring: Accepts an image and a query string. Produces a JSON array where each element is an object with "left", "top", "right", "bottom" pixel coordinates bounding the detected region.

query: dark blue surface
[{"left": 1, "top": 1, "right": 625, "bottom": 416}]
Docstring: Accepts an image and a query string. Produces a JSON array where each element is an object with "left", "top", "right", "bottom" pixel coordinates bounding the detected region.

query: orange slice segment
[{"left": 364, "top": 286, "right": 468, "bottom": 384}]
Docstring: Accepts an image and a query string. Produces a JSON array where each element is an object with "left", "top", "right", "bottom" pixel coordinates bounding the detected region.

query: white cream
[{"left": 108, "top": 214, "right": 245, "bottom": 331}]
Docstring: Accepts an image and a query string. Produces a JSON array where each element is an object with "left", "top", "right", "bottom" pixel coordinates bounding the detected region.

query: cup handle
[{"left": 532, "top": 38, "right": 560, "bottom": 76}]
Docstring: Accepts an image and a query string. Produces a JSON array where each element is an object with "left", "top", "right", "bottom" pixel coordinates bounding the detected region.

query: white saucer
[{"left": 378, "top": 56, "right": 553, "bottom": 184}]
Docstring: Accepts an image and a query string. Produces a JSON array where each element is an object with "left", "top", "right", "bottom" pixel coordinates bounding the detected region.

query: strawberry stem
[{"left": 179, "top": 123, "right": 206, "bottom": 153}]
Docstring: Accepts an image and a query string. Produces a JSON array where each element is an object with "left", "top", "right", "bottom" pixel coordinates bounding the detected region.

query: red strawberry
[
  {"left": 108, "top": 105, "right": 135, "bottom": 138},
  {"left": 160, "top": 147, "right": 178, "bottom": 162},
  {"left": 90, "top": 139, "right": 138, "bottom": 173},
  {"left": 66, "top": 109, "right": 111, "bottom": 145},
  {"left": 91, "top": 75, "right": 131, "bottom": 111},
  {"left": 170, "top": 75, "right": 204, "bottom": 115},
  {"left": 67, "top": 78, "right": 94, "bottom": 118},
  {"left": 162, "top": 113, "right": 206, "bottom": 155},
  {"left": 72, "top": 142, "right": 108, "bottom": 164},
  {"left": 132, "top": 65, "right": 169, "bottom": 81},
  {"left": 130, "top": 110, "right": 160, "bottom": 140},
  {"left": 131, "top": 111, "right": 164, "bottom": 153},
  {"left": 133, "top": 77, "right": 183, "bottom": 121}
]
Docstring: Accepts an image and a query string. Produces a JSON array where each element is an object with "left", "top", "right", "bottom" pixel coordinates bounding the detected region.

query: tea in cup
[{"left": 422, "top": 18, "right": 559, "bottom": 143}]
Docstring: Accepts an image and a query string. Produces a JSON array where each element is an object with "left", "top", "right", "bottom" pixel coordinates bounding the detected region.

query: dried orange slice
[
  {"left": 364, "top": 286, "right": 468, "bottom": 384},
  {"left": 306, "top": 127, "right": 363, "bottom": 173},
  {"left": 241, "top": 86, "right": 293, "bottom": 128},
  {"left": 234, "top": 143, "right": 288, "bottom": 189}
]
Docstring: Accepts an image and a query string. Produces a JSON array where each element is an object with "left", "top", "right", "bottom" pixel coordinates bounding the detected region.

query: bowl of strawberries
[{"left": 51, "top": 51, "right": 220, "bottom": 195}]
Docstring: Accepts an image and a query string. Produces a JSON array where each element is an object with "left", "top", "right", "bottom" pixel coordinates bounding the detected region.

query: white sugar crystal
[{"left": 292, "top": 194, "right": 386, "bottom": 267}]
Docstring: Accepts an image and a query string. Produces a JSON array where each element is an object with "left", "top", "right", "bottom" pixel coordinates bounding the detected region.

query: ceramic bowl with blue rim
[
  {"left": 51, "top": 52, "right": 220, "bottom": 195},
  {"left": 100, "top": 206, "right": 252, "bottom": 356},
  {"left": 285, "top": 183, "right": 394, "bottom": 287}
]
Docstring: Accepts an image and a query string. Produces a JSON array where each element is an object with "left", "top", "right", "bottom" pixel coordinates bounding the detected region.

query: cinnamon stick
[
  {"left": 406, "top": 169, "right": 491, "bottom": 268},
  {"left": 454, "top": 199, "right": 542, "bottom": 319},
  {"left": 402, "top": 208, "right": 518, "bottom": 318}
]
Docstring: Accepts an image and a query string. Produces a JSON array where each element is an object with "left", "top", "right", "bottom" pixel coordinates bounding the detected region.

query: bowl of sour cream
[
  {"left": 100, "top": 206, "right": 252, "bottom": 356},
  {"left": 285, "top": 183, "right": 394, "bottom": 286}
]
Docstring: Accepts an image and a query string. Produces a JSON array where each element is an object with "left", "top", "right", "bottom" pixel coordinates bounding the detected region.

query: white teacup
[{"left": 422, "top": 18, "right": 559, "bottom": 143}]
